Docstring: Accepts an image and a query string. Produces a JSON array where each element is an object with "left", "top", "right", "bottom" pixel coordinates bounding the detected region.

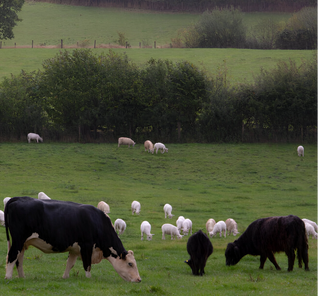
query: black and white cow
[
  {"left": 4, "top": 196, "right": 141, "bottom": 282},
  {"left": 185, "top": 229, "right": 213, "bottom": 275}
]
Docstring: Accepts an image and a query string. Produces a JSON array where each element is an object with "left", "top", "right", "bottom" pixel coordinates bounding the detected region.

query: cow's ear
[{"left": 120, "top": 251, "right": 128, "bottom": 259}]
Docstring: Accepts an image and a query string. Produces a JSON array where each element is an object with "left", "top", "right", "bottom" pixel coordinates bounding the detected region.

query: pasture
[
  {"left": 1, "top": 2, "right": 313, "bottom": 84},
  {"left": 0, "top": 143, "right": 316, "bottom": 295}
]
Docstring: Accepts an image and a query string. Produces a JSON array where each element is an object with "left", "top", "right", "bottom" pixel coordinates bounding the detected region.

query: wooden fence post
[
  {"left": 61, "top": 39, "right": 63, "bottom": 49},
  {"left": 32, "top": 40, "right": 33, "bottom": 48},
  {"left": 139, "top": 42, "right": 141, "bottom": 48},
  {"left": 154, "top": 41, "right": 156, "bottom": 48},
  {"left": 0, "top": 41, "right": 2, "bottom": 49},
  {"left": 94, "top": 40, "right": 96, "bottom": 48}
]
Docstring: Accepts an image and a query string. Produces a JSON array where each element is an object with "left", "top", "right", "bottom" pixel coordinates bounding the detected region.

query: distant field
[{"left": 0, "top": 47, "right": 314, "bottom": 84}]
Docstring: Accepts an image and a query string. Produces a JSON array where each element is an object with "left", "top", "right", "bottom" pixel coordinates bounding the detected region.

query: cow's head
[
  {"left": 107, "top": 250, "right": 141, "bottom": 282},
  {"left": 225, "top": 242, "right": 241, "bottom": 266}
]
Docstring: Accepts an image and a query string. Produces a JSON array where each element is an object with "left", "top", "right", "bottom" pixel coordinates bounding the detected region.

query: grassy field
[
  {"left": 0, "top": 143, "right": 316, "bottom": 295},
  {"left": 1, "top": 2, "right": 311, "bottom": 84}
]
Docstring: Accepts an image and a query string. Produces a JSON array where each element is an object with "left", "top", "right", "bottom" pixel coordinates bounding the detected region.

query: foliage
[
  {"left": 0, "top": 0, "right": 24, "bottom": 40},
  {"left": 193, "top": 7, "right": 246, "bottom": 48}
]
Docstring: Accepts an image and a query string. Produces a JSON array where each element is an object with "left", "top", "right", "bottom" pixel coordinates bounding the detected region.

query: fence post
[
  {"left": 61, "top": 39, "right": 63, "bottom": 49},
  {"left": 154, "top": 41, "right": 156, "bottom": 48},
  {"left": 0, "top": 41, "right": 2, "bottom": 49},
  {"left": 94, "top": 40, "right": 96, "bottom": 48},
  {"left": 139, "top": 42, "right": 141, "bottom": 48},
  {"left": 32, "top": 40, "right": 33, "bottom": 48},
  {"left": 15, "top": 43, "right": 16, "bottom": 48}
]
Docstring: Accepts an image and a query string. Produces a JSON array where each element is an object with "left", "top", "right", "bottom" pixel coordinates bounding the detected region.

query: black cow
[
  {"left": 185, "top": 229, "right": 213, "bottom": 275},
  {"left": 225, "top": 215, "right": 309, "bottom": 271},
  {"left": 4, "top": 196, "right": 141, "bottom": 281}
]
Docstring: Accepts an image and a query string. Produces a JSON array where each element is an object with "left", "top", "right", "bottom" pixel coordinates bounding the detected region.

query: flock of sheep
[{"left": 118, "top": 137, "right": 169, "bottom": 154}]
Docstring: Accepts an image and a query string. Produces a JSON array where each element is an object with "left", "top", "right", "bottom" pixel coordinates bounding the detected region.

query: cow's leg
[
  {"left": 80, "top": 245, "right": 93, "bottom": 278},
  {"left": 298, "top": 244, "right": 310, "bottom": 271},
  {"left": 16, "top": 248, "right": 26, "bottom": 278},
  {"left": 5, "top": 243, "right": 24, "bottom": 279},
  {"left": 286, "top": 249, "right": 295, "bottom": 272},
  {"left": 63, "top": 253, "right": 78, "bottom": 279},
  {"left": 267, "top": 252, "right": 281, "bottom": 270},
  {"left": 259, "top": 254, "right": 267, "bottom": 269}
]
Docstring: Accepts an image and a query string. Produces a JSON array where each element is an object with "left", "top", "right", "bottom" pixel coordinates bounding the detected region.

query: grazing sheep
[
  {"left": 154, "top": 142, "right": 168, "bottom": 154},
  {"left": 118, "top": 137, "right": 136, "bottom": 148},
  {"left": 131, "top": 200, "right": 141, "bottom": 215},
  {"left": 144, "top": 140, "right": 154, "bottom": 154},
  {"left": 176, "top": 216, "right": 185, "bottom": 231},
  {"left": 209, "top": 221, "right": 226, "bottom": 238},
  {"left": 297, "top": 145, "right": 304, "bottom": 157},
  {"left": 206, "top": 218, "right": 216, "bottom": 234},
  {"left": 97, "top": 201, "right": 110, "bottom": 214},
  {"left": 163, "top": 203, "right": 174, "bottom": 219},
  {"left": 27, "top": 133, "right": 43, "bottom": 143},
  {"left": 304, "top": 222, "right": 318, "bottom": 239},
  {"left": 38, "top": 192, "right": 51, "bottom": 200},
  {"left": 302, "top": 218, "right": 318, "bottom": 232},
  {"left": 161, "top": 223, "right": 183, "bottom": 240},
  {"left": 182, "top": 218, "right": 193, "bottom": 236},
  {"left": 114, "top": 219, "right": 126, "bottom": 235},
  {"left": 3, "top": 197, "right": 11, "bottom": 209},
  {"left": 140, "top": 221, "right": 154, "bottom": 241},
  {"left": 0, "top": 210, "right": 4, "bottom": 226},
  {"left": 225, "top": 218, "right": 239, "bottom": 236}
]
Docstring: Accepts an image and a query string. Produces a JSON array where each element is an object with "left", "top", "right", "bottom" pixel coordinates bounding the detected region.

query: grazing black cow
[
  {"left": 225, "top": 215, "right": 309, "bottom": 271},
  {"left": 185, "top": 229, "right": 213, "bottom": 275},
  {"left": 4, "top": 196, "right": 141, "bottom": 282}
]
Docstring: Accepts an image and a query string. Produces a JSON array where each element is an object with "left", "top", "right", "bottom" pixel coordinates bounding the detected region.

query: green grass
[
  {"left": 1, "top": 2, "right": 309, "bottom": 84},
  {"left": 0, "top": 143, "right": 316, "bottom": 295}
]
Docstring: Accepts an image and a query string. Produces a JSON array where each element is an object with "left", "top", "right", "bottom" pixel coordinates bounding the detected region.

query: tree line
[
  {"left": 0, "top": 49, "right": 316, "bottom": 143},
  {"left": 35, "top": 0, "right": 316, "bottom": 13}
]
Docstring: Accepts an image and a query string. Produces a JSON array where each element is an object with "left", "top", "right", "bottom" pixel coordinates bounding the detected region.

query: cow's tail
[
  {"left": 297, "top": 220, "right": 309, "bottom": 270},
  {"left": 4, "top": 202, "right": 11, "bottom": 251}
]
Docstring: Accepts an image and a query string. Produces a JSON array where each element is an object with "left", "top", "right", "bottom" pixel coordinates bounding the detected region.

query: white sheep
[
  {"left": 131, "top": 200, "right": 141, "bottom": 215},
  {"left": 161, "top": 223, "right": 183, "bottom": 240},
  {"left": 27, "top": 133, "right": 43, "bottom": 143},
  {"left": 114, "top": 218, "right": 126, "bottom": 235},
  {"left": 206, "top": 218, "right": 216, "bottom": 234},
  {"left": 144, "top": 140, "right": 154, "bottom": 154},
  {"left": 209, "top": 220, "right": 226, "bottom": 238},
  {"left": 154, "top": 142, "right": 168, "bottom": 154},
  {"left": 304, "top": 222, "right": 318, "bottom": 239},
  {"left": 140, "top": 221, "right": 154, "bottom": 241},
  {"left": 3, "top": 197, "right": 11, "bottom": 209},
  {"left": 182, "top": 218, "right": 193, "bottom": 235},
  {"left": 302, "top": 218, "right": 318, "bottom": 232},
  {"left": 163, "top": 203, "right": 174, "bottom": 219},
  {"left": 118, "top": 137, "right": 136, "bottom": 148},
  {"left": 0, "top": 210, "right": 5, "bottom": 226},
  {"left": 297, "top": 145, "right": 304, "bottom": 157},
  {"left": 38, "top": 192, "right": 51, "bottom": 200},
  {"left": 176, "top": 216, "right": 185, "bottom": 231},
  {"left": 225, "top": 218, "right": 239, "bottom": 236},
  {"left": 97, "top": 201, "right": 110, "bottom": 214}
]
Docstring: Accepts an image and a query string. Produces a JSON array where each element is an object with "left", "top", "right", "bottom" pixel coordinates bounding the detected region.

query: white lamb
[
  {"left": 304, "top": 222, "right": 318, "bottom": 239},
  {"left": 163, "top": 203, "right": 174, "bottom": 219},
  {"left": 27, "top": 133, "right": 43, "bottom": 143},
  {"left": 209, "top": 220, "right": 226, "bottom": 238},
  {"left": 154, "top": 142, "right": 168, "bottom": 154},
  {"left": 297, "top": 145, "right": 304, "bottom": 157},
  {"left": 182, "top": 218, "right": 193, "bottom": 236},
  {"left": 118, "top": 137, "right": 136, "bottom": 148},
  {"left": 131, "top": 200, "right": 141, "bottom": 215},
  {"left": 176, "top": 216, "right": 185, "bottom": 231},
  {"left": 225, "top": 218, "right": 239, "bottom": 236},
  {"left": 97, "top": 201, "right": 110, "bottom": 214},
  {"left": 161, "top": 223, "right": 183, "bottom": 240},
  {"left": 144, "top": 140, "right": 154, "bottom": 154},
  {"left": 206, "top": 218, "right": 216, "bottom": 234},
  {"left": 302, "top": 218, "right": 318, "bottom": 232},
  {"left": 114, "top": 219, "right": 126, "bottom": 235},
  {"left": 3, "top": 197, "right": 11, "bottom": 209},
  {"left": 0, "top": 210, "right": 4, "bottom": 226},
  {"left": 140, "top": 221, "right": 154, "bottom": 241},
  {"left": 38, "top": 192, "right": 51, "bottom": 200}
]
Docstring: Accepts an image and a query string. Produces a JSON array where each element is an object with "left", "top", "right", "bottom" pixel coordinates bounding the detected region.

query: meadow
[
  {"left": 0, "top": 2, "right": 314, "bottom": 84},
  {"left": 0, "top": 142, "right": 316, "bottom": 295}
]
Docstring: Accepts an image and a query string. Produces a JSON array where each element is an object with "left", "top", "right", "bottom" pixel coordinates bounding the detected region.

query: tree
[{"left": 0, "top": 0, "right": 24, "bottom": 40}]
